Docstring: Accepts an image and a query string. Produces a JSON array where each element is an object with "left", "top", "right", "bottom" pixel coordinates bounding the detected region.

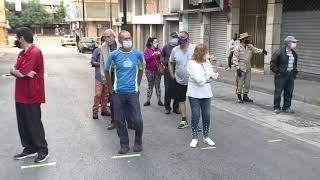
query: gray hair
[{"left": 104, "top": 29, "right": 116, "bottom": 37}]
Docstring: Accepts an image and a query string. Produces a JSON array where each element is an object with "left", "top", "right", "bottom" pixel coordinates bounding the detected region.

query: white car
[{"left": 61, "top": 35, "right": 76, "bottom": 46}]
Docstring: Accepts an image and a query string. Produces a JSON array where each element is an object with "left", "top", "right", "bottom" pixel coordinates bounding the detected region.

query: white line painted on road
[
  {"left": 201, "top": 147, "right": 216, "bottom": 150},
  {"left": 267, "top": 139, "right": 283, "bottom": 143},
  {"left": 111, "top": 154, "right": 141, "bottom": 159},
  {"left": 21, "top": 162, "right": 56, "bottom": 169}
]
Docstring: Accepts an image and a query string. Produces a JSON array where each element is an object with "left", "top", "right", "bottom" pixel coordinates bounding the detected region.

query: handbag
[{"left": 152, "top": 50, "right": 164, "bottom": 75}]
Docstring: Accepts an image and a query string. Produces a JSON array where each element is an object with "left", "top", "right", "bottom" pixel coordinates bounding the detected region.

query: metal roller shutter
[
  {"left": 188, "top": 13, "right": 201, "bottom": 44},
  {"left": 209, "top": 12, "right": 228, "bottom": 66},
  {"left": 281, "top": 11, "right": 320, "bottom": 76}
]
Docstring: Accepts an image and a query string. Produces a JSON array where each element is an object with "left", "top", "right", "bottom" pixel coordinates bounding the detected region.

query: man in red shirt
[{"left": 10, "top": 27, "right": 49, "bottom": 163}]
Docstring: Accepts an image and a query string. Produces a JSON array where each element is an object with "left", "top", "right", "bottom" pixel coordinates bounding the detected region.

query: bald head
[{"left": 119, "top": 30, "right": 131, "bottom": 42}]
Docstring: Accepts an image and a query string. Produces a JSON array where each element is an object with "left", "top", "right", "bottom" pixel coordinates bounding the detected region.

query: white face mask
[
  {"left": 290, "top": 42, "right": 297, "bottom": 49},
  {"left": 153, "top": 42, "right": 159, "bottom": 48},
  {"left": 122, "top": 40, "right": 132, "bottom": 49}
]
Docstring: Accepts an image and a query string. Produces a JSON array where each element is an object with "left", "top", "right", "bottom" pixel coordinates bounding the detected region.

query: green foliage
[
  {"left": 5, "top": 0, "right": 54, "bottom": 30},
  {"left": 54, "top": 1, "right": 66, "bottom": 23}
]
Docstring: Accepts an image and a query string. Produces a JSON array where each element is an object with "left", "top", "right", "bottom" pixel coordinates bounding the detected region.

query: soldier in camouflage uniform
[{"left": 233, "top": 32, "right": 267, "bottom": 103}]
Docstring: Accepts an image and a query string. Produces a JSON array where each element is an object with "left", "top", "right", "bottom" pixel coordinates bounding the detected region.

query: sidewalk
[{"left": 216, "top": 68, "right": 320, "bottom": 106}]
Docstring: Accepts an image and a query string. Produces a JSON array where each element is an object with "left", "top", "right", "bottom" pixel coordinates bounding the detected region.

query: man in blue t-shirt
[{"left": 105, "top": 30, "right": 144, "bottom": 154}]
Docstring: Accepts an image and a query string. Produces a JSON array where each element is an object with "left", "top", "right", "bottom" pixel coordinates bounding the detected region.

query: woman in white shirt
[{"left": 187, "top": 43, "right": 219, "bottom": 148}]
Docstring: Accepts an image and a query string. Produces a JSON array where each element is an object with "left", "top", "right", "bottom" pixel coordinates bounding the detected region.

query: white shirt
[{"left": 186, "top": 59, "right": 219, "bottom": 99}]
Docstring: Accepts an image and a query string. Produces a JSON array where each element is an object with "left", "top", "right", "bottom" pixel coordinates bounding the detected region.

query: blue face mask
[{"left": 178, "top": 38, "right": 188, "bottom": 45}]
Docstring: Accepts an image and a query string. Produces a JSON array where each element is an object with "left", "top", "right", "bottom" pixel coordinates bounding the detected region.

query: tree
[
  {"left": 5, "top": 0, "right": 53, "bottom": 32},
  {"left": 54, "top": 1, "right": 66, "bottom": 24}
]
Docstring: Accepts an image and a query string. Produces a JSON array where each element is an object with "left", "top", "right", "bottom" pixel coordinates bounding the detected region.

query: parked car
[
  {"left": 79, "top": 37, "right": 97, "bottom": 53},
  {"left": 61, "top": 35, "right": 76, "bottom": 46}
]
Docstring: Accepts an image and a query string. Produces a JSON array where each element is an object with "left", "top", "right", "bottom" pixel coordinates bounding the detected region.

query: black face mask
[
  {"left": 14, "top": 40, "right": 22, "bottom": 49},
  {"left": 244, "top": 40, "right": 250, "bottom": 44}
]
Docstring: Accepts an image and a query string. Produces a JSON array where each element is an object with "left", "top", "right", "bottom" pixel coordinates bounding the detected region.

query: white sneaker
[
  {"left": 190, "top": 139, "right": 198, "bottom": 148},
  {"left": 203, "top": 137, "right": 215, "bottom": 146}
]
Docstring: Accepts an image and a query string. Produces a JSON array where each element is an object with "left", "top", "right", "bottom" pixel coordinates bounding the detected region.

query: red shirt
[{"left": 15, "top": 44, "right": 45, "bottom": 104}]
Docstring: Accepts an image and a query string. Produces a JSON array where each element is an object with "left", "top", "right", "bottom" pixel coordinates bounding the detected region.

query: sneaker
[
  {"left": 177, "top": 120, "right": 189, "bottom": 129},
  {"left": 243, "top": 94, "right": 253, "bottom": 103},
  {"left": 101, "top": 111, "right": 111, "bottom": 116},
  {"left": 92, "top": 112, "right": 98, "bottom": 119},
  {"left": 190, "top": 139, "right": 198, "bottom": 148},
  {"left": 165, "top": 109, "right": 171, "bottom": 114},
  {"left": 34, "top": 153, "right": 50, "bottom": 163},
  {"left": 203, "top": 137, "right": 215, "bottom": 146},
  {"left": 133, "top": 144, "right": 143, "bottom": 152},
  {"left": 14, "top": 150, "right": 37, "bottom": 160},
  {"left": 107, "top": 122, "right": 116, "bottom": 130},
  {"left": 226, "top": 67, "right": 231, "bottom": 71},
  {"left": 283, "top": 109, "right": 295, "bottom": 114},
  {"left": 143, "top": 101, "right": 150, "bottom": 106},
  {"left": 118, "top": 146, "right": 130, "bottom": 154},
  {"left": 158, "top": 101, "right": 164, "bottom": 106},
  {"left": 274, "top": 109, "right": 281, "bottom": 114}
]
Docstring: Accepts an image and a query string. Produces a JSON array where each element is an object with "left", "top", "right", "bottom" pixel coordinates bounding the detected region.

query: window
[{"left": 145, "top": 0, "right": 158, "bottom": 14}]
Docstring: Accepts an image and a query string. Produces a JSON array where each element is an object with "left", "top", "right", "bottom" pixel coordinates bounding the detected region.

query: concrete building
[
  {"left": 65, "top": 0, "right": 120, "bottom": 38},
  {"left": 0, "top": 0, "right": 7, "bottom": 45},
  {"left": 228, "top": 0, "right": 320, "bottom": 80},
  {"left": 120, "top": 0, "right": 181, "bottom": 51}
]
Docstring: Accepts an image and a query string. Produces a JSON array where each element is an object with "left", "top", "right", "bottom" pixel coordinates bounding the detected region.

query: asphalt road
[{"left": 0, "top": 39, "right": 320, "bottom": 180}]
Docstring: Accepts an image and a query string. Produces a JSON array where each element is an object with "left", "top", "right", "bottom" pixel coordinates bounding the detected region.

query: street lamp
[{"left": 109, "top": 0, "right": 112, "bottom": 28}]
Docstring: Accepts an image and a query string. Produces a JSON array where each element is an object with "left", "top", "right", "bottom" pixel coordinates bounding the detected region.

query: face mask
[
  {"left": 170, "top": 38, "right": 178, "bottom": 46},
  {"left": 105, "top": 38, "right": 113, "bottom": 45},
  {"left": 153, "top": 42, "right": 159, "bottom": 48},
  {"left": 290, "top": 42, "right": 297, "bottom": 49},
  {"left": 14, "top": 39, "right": 22, "bottom": 49},
  {"left": 178, "top": 38, "right": 188, "bottom": 46},
  {"left": 244, "top": 40, "right": 250, "bottom": 44},
  {"left": 122, "top": 40, "right": 133, "bottom": 49}
]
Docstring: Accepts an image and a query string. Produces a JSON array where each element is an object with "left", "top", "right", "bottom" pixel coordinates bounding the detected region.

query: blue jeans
[
  {"left": 189, "top": 97, "right": 212, "bottom": 139},
  {"left": 113, "top": 93, "right": 143, "bottom": 146},
  {"left": 274, "top": 71, "right": 294, "bottom": 110}
]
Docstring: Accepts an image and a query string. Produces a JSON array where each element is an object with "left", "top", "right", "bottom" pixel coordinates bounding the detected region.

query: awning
[{"left": 179, "top": 7, "right": 221, "bottom": 14}]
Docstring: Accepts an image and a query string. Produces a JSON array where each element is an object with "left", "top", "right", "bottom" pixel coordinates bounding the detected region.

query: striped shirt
[{"left": 286, "top": 49, "right": 294, "bottom": 71}]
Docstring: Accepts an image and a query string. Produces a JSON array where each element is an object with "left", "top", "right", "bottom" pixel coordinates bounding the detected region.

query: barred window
[{"left": 283, "top": 0, "right": 320, "bottom": 12}]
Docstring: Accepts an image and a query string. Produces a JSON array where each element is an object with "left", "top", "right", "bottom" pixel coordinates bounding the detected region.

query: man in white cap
[
  {"left": 233, "top": 32, "right": 267, "bottom": 103},
  {"left": 270, "top": 36, "right": 299, "bottom": 114}
]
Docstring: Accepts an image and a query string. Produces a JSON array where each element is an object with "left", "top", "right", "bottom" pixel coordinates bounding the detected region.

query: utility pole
[
  {"left": 82, "top": 0, "right": 86, "bottom": 37},
  {"left": 109, "top": 0, "right": 112, "bottom": 28},
  {"left": 0, "top": 0, "right": 8, "bottom": 45},
  {"left": 123, "top": 0, "right": 127, "bottom": 25}
]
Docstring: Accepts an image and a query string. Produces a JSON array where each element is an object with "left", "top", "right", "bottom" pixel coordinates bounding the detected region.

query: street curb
[{"left": 216, "top": 78, "right": 320, "bottom": 107}]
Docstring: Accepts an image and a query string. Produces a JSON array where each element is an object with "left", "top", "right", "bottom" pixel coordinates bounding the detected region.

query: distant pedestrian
[
  {"left": 226, "top": 33, "right": 238, "bottom": 70},
  {"left": 76, "top": 33, "right": 80, "bottom": 52},
  {"left": 143, "top": 37, "right": 164, "bottom": 107},
  {"left": 91, "top": 36, "right": 111, "bottom": 119},
  {"left": 169, "top": 31, "right": 196, "bottom": 129},
  {"left": 105, "top": 30, "right": 144, "bottom": 154},
  {"left": 187, "top": 43, "right": 219, "bottom": 148},
  {"left": 161, "top": 32, "right": 180, "bottom": 114},
  {"left": 10, "top": 27, "right": 49, "bottom": 163},
  {"left": 270, "top": 36, "right": 299, "bottom": 114},
  {"left": 233, "top": 32, "right": 267, "bottom": 103}
]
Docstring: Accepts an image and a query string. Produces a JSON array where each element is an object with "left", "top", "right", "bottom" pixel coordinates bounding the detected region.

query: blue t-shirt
[
  {"left": 91, "top": 48, "right": 102, "bottom": 81},
  {"left": 105, "top": 48, "right": 144, "bottom": 94}
]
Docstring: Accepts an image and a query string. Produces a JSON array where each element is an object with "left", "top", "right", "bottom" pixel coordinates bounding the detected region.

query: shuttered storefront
[
  {"left": 209, "top": 12, "right": 228, "bottom": 66},
  {"left": 188, "top": 13, "right": 201, "bottom": 44},
  {"left": 281, "top": 11, "right": 320, "bottom": 77}
]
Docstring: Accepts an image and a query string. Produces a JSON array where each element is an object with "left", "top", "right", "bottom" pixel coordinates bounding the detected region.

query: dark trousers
[
  {"left": 228, "top": 51, "right": 234, "bottom": 68},
  {"left": 113, "top": 93, "right": 143, "bottom": 146},
  {"left": 110, "top": 72, "right": 133, "bottom": 125},
  {"left": 163, "top": 68, "right": 179, "bottom": 111},
  {"left": 16, "top": 103, "right": 48, "bottom": 154},
  {"left": 189, "top": 97, "right": 211, "bottom": 139},
  {"left": 274, "top": 71, "right": 294, "bottom": 110}
]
